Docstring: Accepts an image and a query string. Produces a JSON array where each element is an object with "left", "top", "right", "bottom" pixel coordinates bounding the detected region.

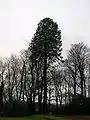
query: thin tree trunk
[
  {"left": 28, "top": 63, "right": 35, "bottom": 115},
  {"left": 49, "top": 88, "right": 51, "bottom": 113},
  {"left": 74, "top": 77, "right": 76, "bottom": 96},
  {"left": 80, "top": 71, "right": 84, "bottom": 98},
  {"left": 0, "top": 82, "right": 4, "bottom": 115},
  {"left": 19, "top": 62, "right": 25, "bottom": 100},
  {"left": 28, "top": 90, "right": 32, "bottom": 115},
  {"left": 56, "top": 94, "right": 58, "bottom": 110}
]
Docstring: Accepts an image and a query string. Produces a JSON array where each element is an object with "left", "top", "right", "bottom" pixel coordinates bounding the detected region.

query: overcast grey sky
[{"left": 0, "top": 0, "right": 90, "bottom": 58}]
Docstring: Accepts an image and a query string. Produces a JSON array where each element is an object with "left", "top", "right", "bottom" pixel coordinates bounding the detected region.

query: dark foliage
[
  {"left": 2, "top": 100, "right": 28, "bottom": 117},
  {"left": 52, "top": 95, "right": 90, "bottom": 115}
]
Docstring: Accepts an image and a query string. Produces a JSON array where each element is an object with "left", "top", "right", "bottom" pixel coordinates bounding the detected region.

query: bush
[
  {"left": 52, "top": 95, "right": 90, "bottom": 115},
  {"left": 3, "top": 100, "right": 28, "bottom": 117}
]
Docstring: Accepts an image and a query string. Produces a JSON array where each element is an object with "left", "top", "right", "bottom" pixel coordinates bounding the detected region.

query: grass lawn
[
  {"left": 0, "top": 115, "right": 90, "bottom": 120},
  {"left": 0, "top": 115, "right": 69, "bottom": 120}
]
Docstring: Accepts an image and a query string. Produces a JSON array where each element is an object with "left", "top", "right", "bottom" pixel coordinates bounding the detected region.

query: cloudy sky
[{"left": 0, "top": 0, "right": 90, "bottom": 58}]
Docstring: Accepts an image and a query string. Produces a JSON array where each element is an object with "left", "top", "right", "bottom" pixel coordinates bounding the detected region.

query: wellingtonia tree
[{"left": 30, "top": 18, "right": 62, "bottom": 114}]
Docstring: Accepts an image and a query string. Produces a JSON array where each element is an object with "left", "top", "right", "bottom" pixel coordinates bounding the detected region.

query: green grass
[
  {"left": 30, "top": 115, "right": 69, "bottom": 120},
  {"left": 0, "top": 115, "right": 69, "bottom": 120}
]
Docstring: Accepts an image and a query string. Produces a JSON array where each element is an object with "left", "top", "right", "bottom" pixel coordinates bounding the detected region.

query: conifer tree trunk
[{"left": 43, "top": 48, "right": 47, "bottom": 114}]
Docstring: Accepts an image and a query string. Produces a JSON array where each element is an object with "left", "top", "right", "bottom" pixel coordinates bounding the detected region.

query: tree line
[{"left": 0, "top": 18, "right": 90, "bottom": 116}]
